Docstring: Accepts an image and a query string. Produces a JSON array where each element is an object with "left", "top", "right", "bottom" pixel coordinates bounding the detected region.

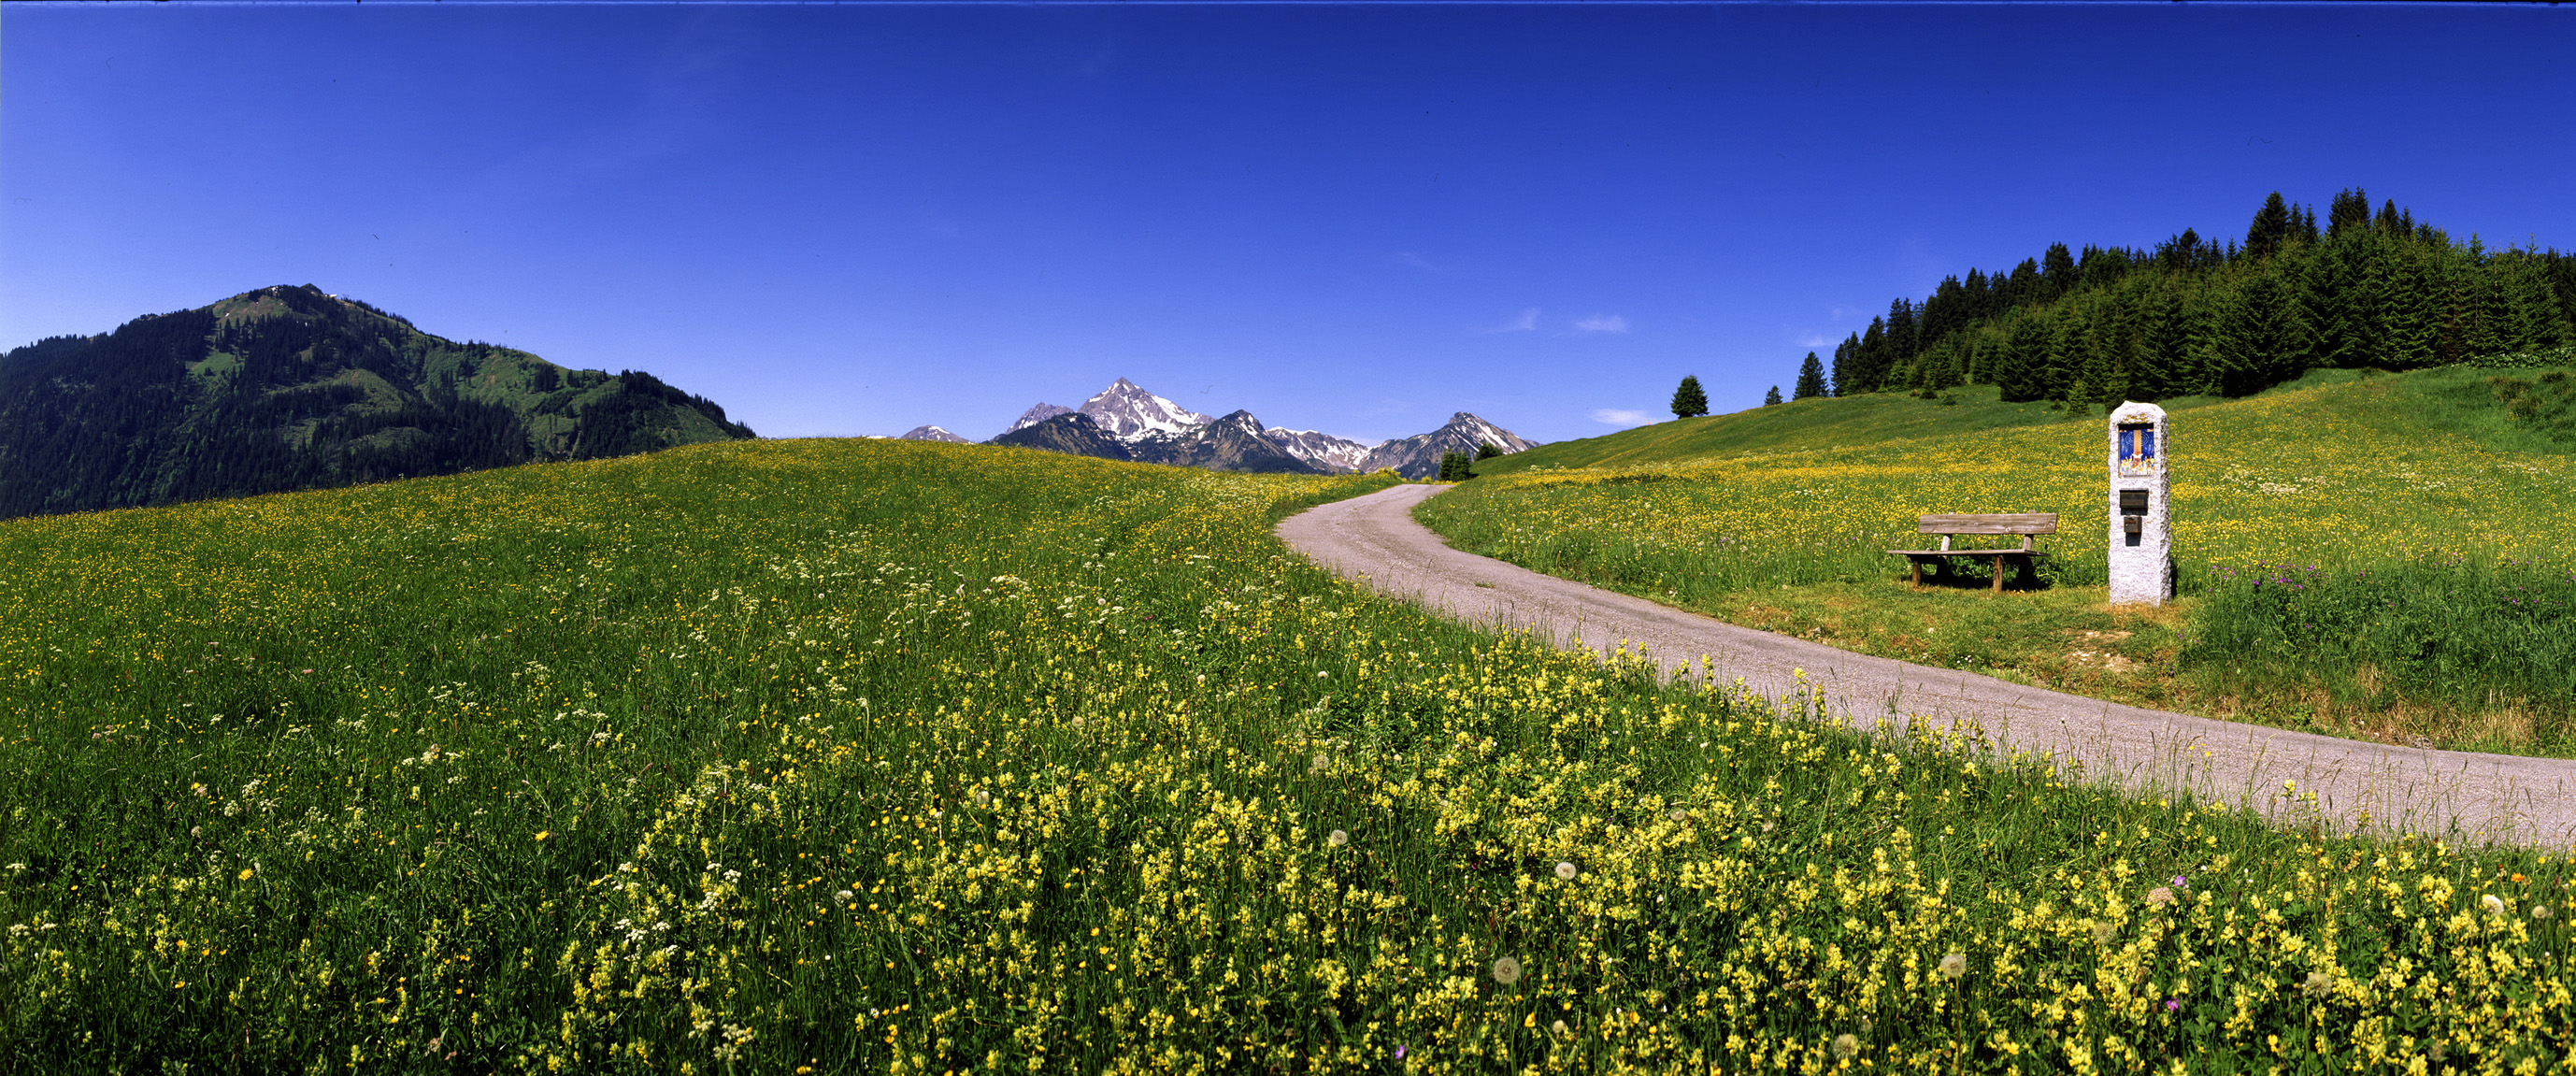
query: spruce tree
[
  {"left": 1670, "top": 375, "right": 1710, "bottom": 419},
  {"left": 1792, "top": 352, "right": 1829, "bottom": 399},
  {"left": 2041, "top": 242, "right": 2079, "bottom": 301},
  {"left": 2503, "top": 250, "right": 2576, "bottom": 351},
  {"left": 1764, "top": 385, "right": 1782, "bottom": 406},
  {"left": 1857, "top": 318, "right": 1890, "bottom": 393},
  {"left": 2245, "top": 192, "right": 2292, "bottom": 262},
  {"left": 2328, "top": 187, "right": 2372, "bottom": 237},
  {"left": 1995, "top": 312, "right": 2049, "bottom": 402},
  {"left": 1830, "top": 334, "right": 1860, "bottom": 397},
  {"left": 1886, "top": 299, "right": 1920, "bottom": 370},
  {"left": 1475, "top": 441, "right": 1503, "bottom": 460}
]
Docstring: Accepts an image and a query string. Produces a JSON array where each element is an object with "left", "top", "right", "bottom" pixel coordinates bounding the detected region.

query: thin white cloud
[
  {"left": 1796, "top": 333, "right": 1831, "bottom": 348},
  {"left": 1590, "top": 408, "right": 1653, "bottom": 426},
  {"left": 1488, "top": 308, "right": 1539, "bottom": 333},
  {"left": 1572, "top": 314, "right": 1628, "bottom": 334},
  {"left": 1828, "top": 306, "right": 1865, "bottom": 321}
]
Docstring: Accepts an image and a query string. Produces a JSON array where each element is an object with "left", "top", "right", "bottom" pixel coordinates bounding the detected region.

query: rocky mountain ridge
[{"left": 923, "top": 378, "right": 1535, "bottom": 479}]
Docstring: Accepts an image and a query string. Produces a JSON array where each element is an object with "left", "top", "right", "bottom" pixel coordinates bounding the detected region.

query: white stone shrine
[{"left": 2107, "top": 401, "right": 2173, "bottom": 606}]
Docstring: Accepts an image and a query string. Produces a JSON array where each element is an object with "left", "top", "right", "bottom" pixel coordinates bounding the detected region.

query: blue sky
[{"left": 4, "top": 3, "right": 2569, "bottom": 446}]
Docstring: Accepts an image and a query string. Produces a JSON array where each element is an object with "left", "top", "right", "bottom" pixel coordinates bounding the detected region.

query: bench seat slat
[{"left": 1917, "top": 512, "right": 2057, "bottom": 535}]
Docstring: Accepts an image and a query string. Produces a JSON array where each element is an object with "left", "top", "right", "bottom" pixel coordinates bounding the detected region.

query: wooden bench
[{"left": 1885, "top": 513, "right": 2057, "bottom": 593}]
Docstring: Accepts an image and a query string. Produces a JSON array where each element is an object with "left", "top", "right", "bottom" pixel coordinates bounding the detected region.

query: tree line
[{"left": 1800, "top": 190, "right": 2576, "bottom": 406}]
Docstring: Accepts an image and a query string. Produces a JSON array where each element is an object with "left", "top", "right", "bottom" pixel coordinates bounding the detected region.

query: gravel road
[{"left": 1278, "top": 483, "right": 2576, "bottom": 847}]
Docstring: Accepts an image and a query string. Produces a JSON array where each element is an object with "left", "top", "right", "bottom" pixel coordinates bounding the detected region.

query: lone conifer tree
[
  {"left": 1437, "top": 451, "right": 1470, "bottom": 481},
  {"left": 1474, "top": 441, "right": 1503, "bottom": 460},
  {"left": 1792, "top": 352, "right": 1829, "bottom": 399},
  {"left": 1670, "top": 375, "right": 1710, "bottom": 419},
  {"left": 1764, "top": 385, "right": 1783, "bottom": 406}
]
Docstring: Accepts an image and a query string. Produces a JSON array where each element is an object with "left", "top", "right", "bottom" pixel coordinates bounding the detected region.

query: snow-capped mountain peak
[
  {"left": 1439, "top": 412, "right": 1536, "bottom": 455},
  {"left": 1006, "top": 403, "right": 1076, "bottom": 434},
  {"left": 1352, "top": 411, "right": 1539, "bottom": 478},
  {"left": 1078, "top": 378, "right": 1213, "bottom": 439}
]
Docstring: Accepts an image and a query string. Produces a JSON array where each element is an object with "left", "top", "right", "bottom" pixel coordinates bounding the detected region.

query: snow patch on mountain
[
  {"left": 898, "top": 424, "right": 970, "bottom": 443},
  {"left": 1262, "top": 427, "right": 1377, "bottom": 472}
]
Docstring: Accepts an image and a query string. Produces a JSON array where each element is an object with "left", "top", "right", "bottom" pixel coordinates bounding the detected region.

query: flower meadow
[
  {"left": 1420, "top": 372, "right": 2576, "bottom": 748},
  {"left": 5, "top": 438, "right": 2576, "bottom": 1073}
]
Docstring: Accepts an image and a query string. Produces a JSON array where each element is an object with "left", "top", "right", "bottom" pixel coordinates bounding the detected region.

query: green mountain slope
[{"left": 0, "top": 284, "right": 753, "bottom": 519}]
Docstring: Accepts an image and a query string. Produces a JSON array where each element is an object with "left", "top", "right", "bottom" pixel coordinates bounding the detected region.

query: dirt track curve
[{"left": 1278, "top": 483, "right": 2576, "bottom": 847}]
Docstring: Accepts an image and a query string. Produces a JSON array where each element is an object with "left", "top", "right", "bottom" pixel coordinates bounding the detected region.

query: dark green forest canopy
[
  {"left": 1823, "top": 190, "right": 2576, "bottom": 405},
  {"left": 0, "top": 284, "right": 754, "bottom": 521}
]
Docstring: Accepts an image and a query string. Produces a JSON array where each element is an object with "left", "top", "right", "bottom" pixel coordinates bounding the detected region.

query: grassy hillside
[
  {"left": 5, "top": 439, "right": 2573, "bottom": 1071},
  {"left": 1427, "top": 365, "right": 2576, "bottom": 753},
  {"left": 1476, "top": 384, "right": 2090, "bottom": 476},
  {"left": 1481, "top": 366, "right": 2575, "bottom": 479}
]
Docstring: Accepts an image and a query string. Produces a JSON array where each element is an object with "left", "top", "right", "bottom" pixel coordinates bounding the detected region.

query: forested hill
[
  {"left": 0, "top": 284, "right": 754, "bottom": 520},
  {"left": 1819, "top": 189, "right": 2576, "bottom": 404}
]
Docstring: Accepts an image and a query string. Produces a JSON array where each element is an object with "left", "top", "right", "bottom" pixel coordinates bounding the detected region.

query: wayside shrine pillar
[{"left": 2107, "top": 401, "right": 2173, "bottom": 606}]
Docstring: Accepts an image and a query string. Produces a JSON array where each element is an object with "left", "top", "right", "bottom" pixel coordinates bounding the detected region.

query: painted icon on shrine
[{"left": 2116, "top": 423, "right": 2157, "bottom": 476}]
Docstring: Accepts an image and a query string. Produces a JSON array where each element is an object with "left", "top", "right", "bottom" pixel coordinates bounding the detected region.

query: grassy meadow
[
  {"left": 6, "top": 437, "right": 2576, "bottom": 1073},
  {"left": 1426, "top": 366, "right": 2576, "bottom": 754}
]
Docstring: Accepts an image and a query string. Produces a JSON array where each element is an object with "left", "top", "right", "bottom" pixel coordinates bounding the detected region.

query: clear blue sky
[{"left": 5, "top": 3, "right": 2569, "bottom": 446}]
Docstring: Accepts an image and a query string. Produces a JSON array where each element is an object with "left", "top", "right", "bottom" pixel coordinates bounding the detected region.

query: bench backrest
[{"left": 1917, "top": 512, "right": 2057, "bottom": 535}]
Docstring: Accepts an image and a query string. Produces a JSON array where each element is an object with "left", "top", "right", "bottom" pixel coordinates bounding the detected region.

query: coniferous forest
[
  {"left": 0, "top": 284, "right": 755, "bottom": 520},
  {"left": 1823, "top": 190, "right": 2576, "bottom": 403}
]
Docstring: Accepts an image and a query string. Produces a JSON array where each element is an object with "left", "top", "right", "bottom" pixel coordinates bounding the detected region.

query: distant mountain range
[
  {"left": 901, "top": 377, "right": 1536, "bottom": 478},
  {"left": 0, "top": 284, "right": 755, "bottom": 520}
]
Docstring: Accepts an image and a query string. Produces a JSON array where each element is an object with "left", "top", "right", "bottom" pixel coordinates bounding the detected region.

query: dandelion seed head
[
  {"left": 1831, "top": 1033, "right": 1859, "bottom": 1060},
  {"left": 1554, "top": 861, "right": 1578, "bottom": 881},
  {"left": 2483, "top": 894, "right": 2507, "bottom": 915},
  {"left": 1491, "top": 956, "right": 1521, "bottom": 985},
  {"left": 1328, "top": 829, "right": 1348, "bottom": 847},
  {"left": 2302, "top": 970, "right": 2335, "bottom": 998},
  {"left": 1937, "top": 953, "right": 1966, "bottom": 981}
]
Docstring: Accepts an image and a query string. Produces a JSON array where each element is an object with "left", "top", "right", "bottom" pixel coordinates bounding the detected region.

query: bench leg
[
  {"left": 1910, "top": 560, "right": 1922, "bottom": 587},
  {"left": 1991, "top": 555, "right": 2005, "bottom": 594}
]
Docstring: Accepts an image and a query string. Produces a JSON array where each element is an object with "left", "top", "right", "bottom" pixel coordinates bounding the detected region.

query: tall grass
[
  {"left": 4, "top": 439, "right": 2574, "bottom": 1072},
  {"left": 1418, "top": 477, "right": 2098, "bottom": 600},
  {"left": 2187, "top": 553, "right": 2576, "bottom": 742}
]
